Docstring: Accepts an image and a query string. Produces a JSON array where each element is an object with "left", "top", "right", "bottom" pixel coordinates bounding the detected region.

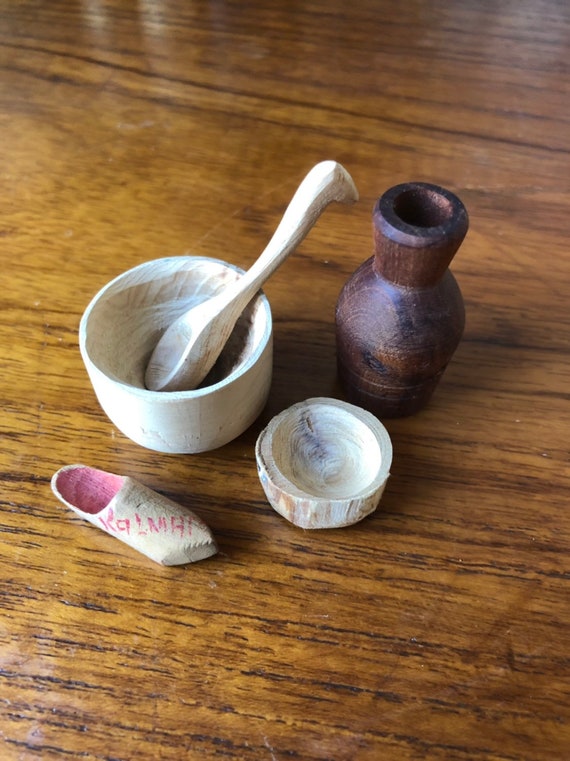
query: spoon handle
[
  {"left": 221, "top": 161, "right": 358, "bottom": 307},
  {"left": 144, "top": 161, "right": 358, "bottom": 393}
]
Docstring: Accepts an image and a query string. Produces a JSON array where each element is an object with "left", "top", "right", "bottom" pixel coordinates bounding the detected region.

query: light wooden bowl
[
  {"left": 255, "top": 397, "right": 392, "bottom": 529},
  {"left": 80, "top": 257, "right": 273, "bottom": 453}
]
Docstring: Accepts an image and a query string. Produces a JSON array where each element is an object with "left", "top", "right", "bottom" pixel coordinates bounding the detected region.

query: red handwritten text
[{"left": 98, "top": 508, "right": 199, "bottom": 538}]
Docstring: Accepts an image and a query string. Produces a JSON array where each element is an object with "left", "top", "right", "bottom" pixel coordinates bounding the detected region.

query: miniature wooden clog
[{"left": 51, "top": 465, "right": 217, "bottom": 565}]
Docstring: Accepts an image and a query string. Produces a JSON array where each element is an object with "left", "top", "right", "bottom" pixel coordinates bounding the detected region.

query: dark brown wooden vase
[{"left": 335, "top": 182, "right": 469, "bottom": 418}]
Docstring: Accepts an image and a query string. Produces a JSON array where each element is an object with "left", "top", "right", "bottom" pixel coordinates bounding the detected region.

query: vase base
[{"left": 337, "top": 360, "right": 444, "bottom": 418}]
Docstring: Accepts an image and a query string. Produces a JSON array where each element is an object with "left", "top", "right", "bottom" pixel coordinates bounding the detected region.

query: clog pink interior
[{"left": 54, "top": 466, "right": 124, "bottom": 515}]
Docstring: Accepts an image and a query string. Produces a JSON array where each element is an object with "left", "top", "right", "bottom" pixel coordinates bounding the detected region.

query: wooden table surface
[{"left": 1, "top": 1, "right": 569, "bottom": 759}]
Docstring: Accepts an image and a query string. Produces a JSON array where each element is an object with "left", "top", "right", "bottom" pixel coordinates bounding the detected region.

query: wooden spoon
[{"left": 144, "top": 161, "right": 358, "bottom": 392}]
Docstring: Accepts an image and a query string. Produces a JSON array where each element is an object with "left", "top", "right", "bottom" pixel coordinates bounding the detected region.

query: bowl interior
[
  {"left": 82, "top": 257, "right": 271, "bottom": 391},
  {"left": 271, "top": 401, "right": 382, "bottom": 499}
]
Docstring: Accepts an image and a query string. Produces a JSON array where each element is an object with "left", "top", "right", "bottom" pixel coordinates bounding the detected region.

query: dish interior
[{"left": 272, "top": 403, "right": 382, "bottom": 499}]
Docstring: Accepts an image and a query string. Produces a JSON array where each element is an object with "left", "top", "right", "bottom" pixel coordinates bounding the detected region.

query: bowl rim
[
  {"left": 79, "top": 255, "right": 273, "bottom": 400},
  {"left": 256, "top": 396, "right": 393, "bottom": 503}
]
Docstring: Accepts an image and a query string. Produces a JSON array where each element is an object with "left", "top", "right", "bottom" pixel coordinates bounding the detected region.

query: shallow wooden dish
[
  {"left": 80, "top": 256, "right": 273, "bottom": 453},
  {"left": 255, "top": 397, "right": 392, "bottom": 529}
]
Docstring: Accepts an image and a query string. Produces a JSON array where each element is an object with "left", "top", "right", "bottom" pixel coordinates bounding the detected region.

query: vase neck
[{"left": 372, "top": 182, "right": 468, "bottom": 288}]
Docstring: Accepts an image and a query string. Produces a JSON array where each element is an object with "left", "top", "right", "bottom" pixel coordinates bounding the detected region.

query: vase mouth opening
[
  {"left": 392, "top": 187, "right": 453, "bottom": 229},
  {"left": 376, "top": 182, "right": 467, "bottom": 245}
]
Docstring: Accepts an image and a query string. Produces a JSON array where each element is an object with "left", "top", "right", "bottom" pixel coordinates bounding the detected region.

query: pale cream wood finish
[
  {"left": 80, "top": 256, "right": 273, "bottom": 453},
  {"left": 256, "top": 397, "right": 392, "bottom": 529}
]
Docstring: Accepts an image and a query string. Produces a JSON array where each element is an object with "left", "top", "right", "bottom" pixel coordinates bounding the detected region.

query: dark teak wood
[{"left": 336, "top": 182, "right": 468, "bottom": 417}]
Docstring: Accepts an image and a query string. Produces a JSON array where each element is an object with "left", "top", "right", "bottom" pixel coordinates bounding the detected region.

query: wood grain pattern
[
  {"left": 336, "top": 182, "right": 468, "bottom": 417},
  {"left": 1, "top": 1, "right": 569, "bottom": 759}
]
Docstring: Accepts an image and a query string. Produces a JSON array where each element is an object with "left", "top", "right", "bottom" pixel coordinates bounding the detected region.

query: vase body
[{"left": 335, "top": 182, "right": 468, "bottom": 418}]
